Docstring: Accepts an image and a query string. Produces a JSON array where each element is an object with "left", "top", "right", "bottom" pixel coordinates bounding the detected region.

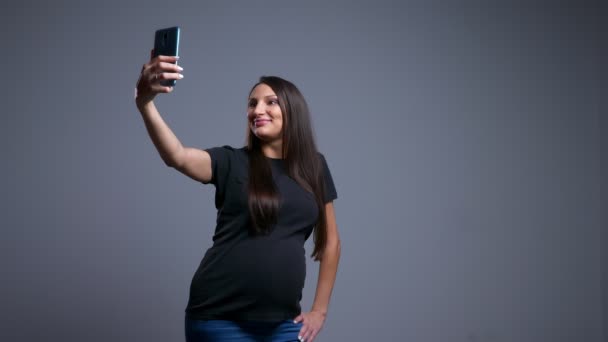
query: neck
[{"left": 261, "top": 140, "right": 283, "bottom": 159}]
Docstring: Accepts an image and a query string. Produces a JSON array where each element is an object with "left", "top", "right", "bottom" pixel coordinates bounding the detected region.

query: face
[{"left": 247, "top": 83, "right": 284, "bottom": 143}]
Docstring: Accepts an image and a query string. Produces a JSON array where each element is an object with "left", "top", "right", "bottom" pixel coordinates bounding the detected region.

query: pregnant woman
[{"left": 135, "top": 52, "right": 341, "bottom": 342}]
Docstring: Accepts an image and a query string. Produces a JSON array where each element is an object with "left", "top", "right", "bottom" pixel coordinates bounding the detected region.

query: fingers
[
  {"left": 155, "top": 72, "right": 184, "bottom": 82},
  {"left": 297, "top": 321, "right": 308, "bottom": 341},
  {"left": 298, "top": 326, "right": 307, "bottom": 341},
  {"left": 294, "top": 315, "right": 306, "bottom": 341},
  {"left": 139, "top": 67, "right": 183, "bottom": 89},
  {"left": 142, "top": 62, "right": 183, "bottom": 82},
  {"left": 296, "top": 313, "right": 323, "bottom": 342},
  {"left": 158, "top": 61, "right": 183, "bottom": 72},
  {"left": 136, "top": 52, "right": 181, "bottom": 102},
  {"left": 299, "top": 326, "right": 318, "bottom": 342},
  {"left": 143, "top": 62, "right": 182, "bottom": 75},
  {"left": 154, "top": 55, "right": 180, "bottom": 63}
]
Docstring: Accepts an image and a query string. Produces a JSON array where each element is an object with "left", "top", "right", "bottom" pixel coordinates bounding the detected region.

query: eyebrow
[{"left": 248, "top": 95, "right": 278, "bottom": 100}]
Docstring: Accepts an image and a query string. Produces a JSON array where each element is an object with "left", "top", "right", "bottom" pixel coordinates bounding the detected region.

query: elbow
[
  {"left": 162, "top": 155, "right": 177, "bottom": 168},
  {"left": 161, "top": 149, "right": 183, "bottom": 168},
  {"left": 326, "top": 238, "right": 341, "bottom": 254},
  {"left": 318, "top": 239, "right": 340, "bottom": 263}
]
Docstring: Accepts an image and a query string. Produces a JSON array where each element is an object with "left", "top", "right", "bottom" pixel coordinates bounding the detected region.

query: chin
[
  {"left": 254, "top": 134, "right": 274, "bottom": 142},
  {"left": 252, "top": 122, "right": 282, "bottom": 137},
  {"left": 253, "top": 130, "right": 280, "bottom": 142}
]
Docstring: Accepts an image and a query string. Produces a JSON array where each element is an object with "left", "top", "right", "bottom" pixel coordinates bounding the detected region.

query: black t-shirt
[{"left": 185, "top": 146, "right": 337, "bottom": 321}]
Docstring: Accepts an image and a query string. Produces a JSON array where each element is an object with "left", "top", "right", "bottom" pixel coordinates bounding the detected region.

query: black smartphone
[{"left": 153, "top": 26, "right": 180, "bottom": 87}]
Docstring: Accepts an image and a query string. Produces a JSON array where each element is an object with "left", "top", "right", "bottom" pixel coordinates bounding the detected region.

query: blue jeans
[{"left": 185, "top": 318, "right": 303, "bottom": 342}]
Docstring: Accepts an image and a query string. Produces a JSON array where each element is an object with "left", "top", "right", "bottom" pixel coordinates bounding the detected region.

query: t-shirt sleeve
[
  {"left": 204, "top": 146, "right": 235, "bottom": 208},
  {"left": 319, "top": 153, "right": 338, "bottom": 203},
  {"left": 204, "top": 146, "right": 233, "bottom": 186}
]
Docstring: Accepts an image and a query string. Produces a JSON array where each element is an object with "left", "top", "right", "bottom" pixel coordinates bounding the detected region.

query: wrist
[
  {"left": 136, "top": 97, "right": 154, "bottom": 112},
  {"left": 311, "top": 307, "right": 328, "bottom": 316}
]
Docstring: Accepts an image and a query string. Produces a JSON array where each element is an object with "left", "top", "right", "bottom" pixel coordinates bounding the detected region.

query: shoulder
[
  {"left": 206, "top": 145, "right": 237, "bottom": 154},
  {"left": 316, "top": 151, "right": 330, "bottom": 168},
  {"left": 203, "top": 146, "right": 249, "bottom": 185},
  {"left": 205, "top": 145, "right": 248, "bottom": 160},
  {"left": 315, "top": 151, "right": 338, "bottom": 201}
]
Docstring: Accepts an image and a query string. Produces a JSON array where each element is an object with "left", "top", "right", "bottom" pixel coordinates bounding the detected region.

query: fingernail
[
  {"left": 175, "top": 56, "right": 180, "bottom": 59},
  {"left": 177, "top": 66, "right": 183, "bottom": 71},
  {"left": 293, "top": 320, "right": 297, "bottom": 324},
  {"left": 178, "top": 74, "right": 184, "bottom": 79},
  {"left": 298, "top": 336, "right": 303, "bottom": 341}
]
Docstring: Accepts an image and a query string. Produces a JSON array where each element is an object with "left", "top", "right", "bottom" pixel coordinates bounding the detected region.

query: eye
[
  {"left": 268, "top": 99, "right": 279, "bottom": 105},
  {"left": 248, "top": 100, "right": 257, "bottom": 108}
]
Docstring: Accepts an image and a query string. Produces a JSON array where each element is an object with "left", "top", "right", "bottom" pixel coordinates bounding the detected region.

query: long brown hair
[{"left": 246, "top": 76, "right": 328, "bottom": 261}]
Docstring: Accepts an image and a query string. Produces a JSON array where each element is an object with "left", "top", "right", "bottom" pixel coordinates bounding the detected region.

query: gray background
[{"left": 0, "top": 1, "right": 605, "bottom": 341}]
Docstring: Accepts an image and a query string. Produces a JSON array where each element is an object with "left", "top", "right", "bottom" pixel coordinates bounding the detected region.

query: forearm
[
  {"left": 311, "top": 241, "right": 341, "bottom": 315},
  {"left": 137, "top": 100, "right": 184, "bottom": 166}
]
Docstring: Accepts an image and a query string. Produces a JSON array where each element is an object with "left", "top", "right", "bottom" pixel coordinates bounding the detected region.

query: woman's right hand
[{"left": 135, "top": 50, "right": 183, "bottom": 108}]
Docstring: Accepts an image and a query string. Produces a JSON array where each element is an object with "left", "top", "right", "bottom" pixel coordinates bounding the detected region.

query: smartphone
[{"left": 153, "top": 26, "right": 180, "bottom": 87}]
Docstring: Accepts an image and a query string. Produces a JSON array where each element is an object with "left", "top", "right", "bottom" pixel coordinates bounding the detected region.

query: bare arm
[
  {"left": 311, "top": 202, "right": 341, "bottom": 315},
  {"left": 135, "top": 53, "right": 212, "bottom": 183},
  {"left": 137, "top": 101, "right": 212, "bottom": 183},
  {"left": 295, "top": 202, "right": 341, "bottom": 342}
]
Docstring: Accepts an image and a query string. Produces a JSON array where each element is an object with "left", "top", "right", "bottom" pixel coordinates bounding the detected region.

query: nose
[{"left": 254, "top": 102, "right": 268, "bottom": 115}]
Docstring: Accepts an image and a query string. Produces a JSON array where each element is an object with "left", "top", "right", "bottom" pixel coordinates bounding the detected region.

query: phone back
[{"left": 153, "top": 26, "right": 180, "bottom": 86}]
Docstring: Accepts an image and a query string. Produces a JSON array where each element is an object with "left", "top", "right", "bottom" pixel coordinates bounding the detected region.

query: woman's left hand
[{"left": 293, "top": 310, "right": 326, "bottom": 342}]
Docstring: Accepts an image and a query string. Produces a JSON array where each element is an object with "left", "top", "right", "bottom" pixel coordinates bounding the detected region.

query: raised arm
[{"left": 135, "top": 52, "right": 212, "bottom": 183}]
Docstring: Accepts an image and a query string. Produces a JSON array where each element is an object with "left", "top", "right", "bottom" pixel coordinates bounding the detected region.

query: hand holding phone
[
  {"left": 135, "top": 27, "right": 182, "bottom": 104},
  {"left": 153, "top": 26, "right": 180, "bottom": 87}
]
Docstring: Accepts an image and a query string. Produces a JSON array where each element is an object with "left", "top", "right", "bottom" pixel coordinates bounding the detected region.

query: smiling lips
[{"left": 254, "top": 118, "right": 271, "bottom": 127}]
